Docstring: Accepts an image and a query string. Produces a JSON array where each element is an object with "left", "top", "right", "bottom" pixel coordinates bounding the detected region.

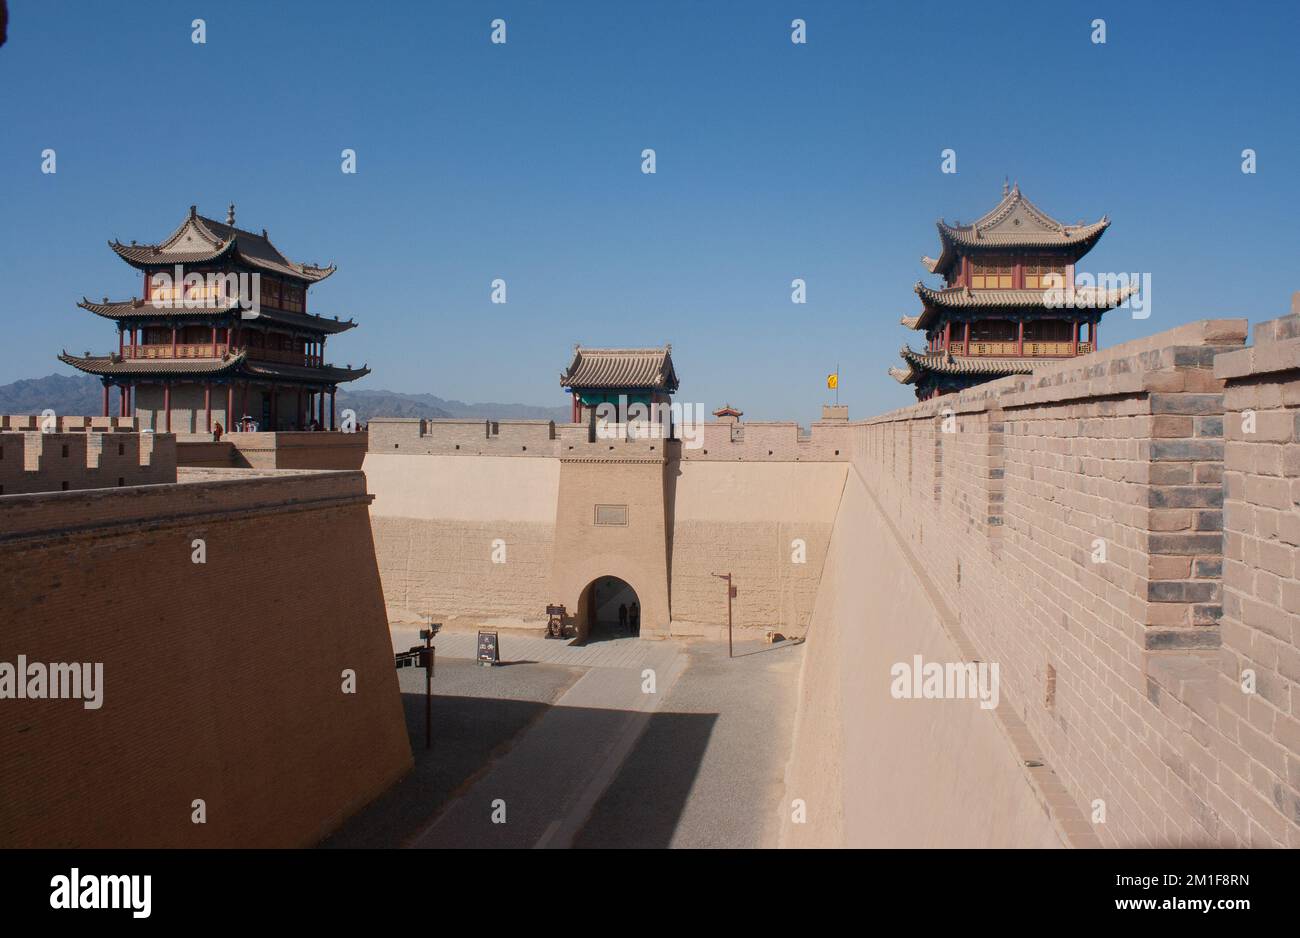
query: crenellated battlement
[
  {"left": 0, "top": 420, "right": 176, "bottom": 495},
  {"left": 367, "top": 415, "right": 852, "bottom": 462}
]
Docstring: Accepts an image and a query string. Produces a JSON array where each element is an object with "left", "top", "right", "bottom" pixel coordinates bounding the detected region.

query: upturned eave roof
[
  {"left": 76, "top": 297, "right": 357, "bottom": 334},
  {"left": 560, "top": 345, "right": 679, "bottom": 392},
  {"left": 904, "top": 282, "right": 1135, "bottom": 331},
  {"left": 927, "top": 184, "right": 1109, "bottom": 277},
  {"left": 890, "top": 346, "right": 1039, "bottom": 384},
  {"left": 108, "top": 206, "right": 337, "bottom": 283},
  {"left": 58, "top": 350, "right": 368, "bottom": 384}
]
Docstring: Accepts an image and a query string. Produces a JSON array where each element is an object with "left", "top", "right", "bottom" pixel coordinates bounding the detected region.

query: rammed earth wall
[
  {"left": 0, "top": 468, "right": 412, "bottom": 848},
  {"left": 785, "top": 310, "right": 1300, "bottom": 847}
]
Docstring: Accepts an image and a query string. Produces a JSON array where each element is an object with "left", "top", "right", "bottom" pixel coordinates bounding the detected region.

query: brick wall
[
  {"left": 368, "top": 416, "right": 854, "bottom": 462},
  {"left": 176, "top": 431, "right": 368, "bottom": 470},
  {"left": 0, "top": 425, "right": 175, "bottom": 495},
  {"left": 0, "top": 469, "right": 412, "bottom": 847},
  {"left": 1214, "top": 296, "right": 1300, "bottom": 846},
  {"left": 848, "top": 317, "right": 1300, "bottom": 846}
]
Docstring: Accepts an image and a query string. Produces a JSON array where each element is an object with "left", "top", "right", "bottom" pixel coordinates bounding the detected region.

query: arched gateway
[{"left": 576, "top": 576, "right": 641, "bottom": 641}]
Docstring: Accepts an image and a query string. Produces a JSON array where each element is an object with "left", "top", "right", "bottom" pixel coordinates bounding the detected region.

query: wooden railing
[
  {"left": 945, "top": 341, "right": 1094, "bottom": 358},
  {"left": 122, "top": 343, "right": 319, "bottom": 367},
  {"left": 125, "top": 343, "right": 229, "bottom": 360}
]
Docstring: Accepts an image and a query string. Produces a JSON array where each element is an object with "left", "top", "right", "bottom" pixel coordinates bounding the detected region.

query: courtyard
[{"left": 323, "top": 633, "right": 803, "bottom": 849}]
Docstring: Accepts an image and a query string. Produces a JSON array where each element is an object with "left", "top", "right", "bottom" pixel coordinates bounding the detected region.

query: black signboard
[{"left": 477, "top": 630, "right": 499, "bottom": 666}]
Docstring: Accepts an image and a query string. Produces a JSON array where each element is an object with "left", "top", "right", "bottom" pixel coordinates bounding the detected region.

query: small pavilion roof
[
  {"left": 108, "top": 205, "right": 336, "bottom": 283},
  {"left": 560, "top": 345, "right": 679, "bottom": 392}
]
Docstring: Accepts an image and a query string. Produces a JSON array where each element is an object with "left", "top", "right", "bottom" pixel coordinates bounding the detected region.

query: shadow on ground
[{"left": 321, "top": 658, "right": 719, "bottom": 848}]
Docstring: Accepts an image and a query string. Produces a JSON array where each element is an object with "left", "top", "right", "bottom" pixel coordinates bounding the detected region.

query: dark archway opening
[{"left": 577, "top": 576, "right": 640, "bottom": 643}]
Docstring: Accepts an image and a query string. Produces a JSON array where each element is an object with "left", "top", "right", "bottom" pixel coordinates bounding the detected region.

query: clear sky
[{"left": 1, "top": 0, "right": 1297, "bottom": 420}]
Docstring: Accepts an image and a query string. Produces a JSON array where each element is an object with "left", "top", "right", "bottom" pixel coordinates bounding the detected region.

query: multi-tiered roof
[
  {"left": 60, "top": 205, "right": 367, "bottom": 432},
  {"left": 890, "top": 184, "right": 1134, "bottom": 400}
]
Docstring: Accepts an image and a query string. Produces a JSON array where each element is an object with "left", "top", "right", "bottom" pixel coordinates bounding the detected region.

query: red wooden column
[
  {"left": 1016, "top": 320, "right": 1024, "bottom": 356},
  {"left": 1071, "top": 320, "right": 1079, "bottom": 355},
  {"left": 163, "top": 383, "right": 172, "bottom": 432},
  {"left": 118, "top": 328, "right": 124, "bottom": 357},
  {"left": 204, "top": 383, "right": 212, "bottom": 432},
  {"left": 119, "top": 385, "right": 127, "bottom": 417},
  {"left": 963, "top": 321, "right": 971, "bottom": 353},
  {"left": 329, "top": 389, "right": 336, "bottom": 431},
  {"left": 211, "top": 325, "right": 218, "bottom": 354},
  {"left": 226, "top": 385, "right": 234, "bottom": 429},
  {"left": 102, "top": 384, "right": 109, "bottom": 417},
  {"left": 171, "top": 326, "right": 177, "bottom": 357},
  {"left": 943, "top": 321, "right": 952, "bottom": 352},
  {"left": 1093, "top": 320, "right": 1100, "bottom": 350}
]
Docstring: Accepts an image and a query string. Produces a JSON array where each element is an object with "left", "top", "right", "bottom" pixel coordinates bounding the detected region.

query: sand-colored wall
[
  {"left": 177, "top": 432, "right": 369, "bottom": 470},
  {"left": 0, "top": 469, "right": 412, "bottom": 848},
  {"left": 364, "top": 452, "right": 560, "bottom": 627},
  {"left": 362, "top": 451, "right": 847, "bottom": 637},
  {"left": 668, "top": 461, "right": 846, "bottom": 636},
  {"left": 551, "top": 457, "right": 672, "bottom": 637},
  {"left": 780, "top": 466, "right": 1066, "bottom": 847}
]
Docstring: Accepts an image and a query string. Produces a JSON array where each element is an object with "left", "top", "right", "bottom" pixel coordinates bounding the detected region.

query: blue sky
[{"left": 1, "top": 0, "right": 1297, "bottom": 420}]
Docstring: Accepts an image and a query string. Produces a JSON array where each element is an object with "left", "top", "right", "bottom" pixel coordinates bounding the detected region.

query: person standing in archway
[
  {"left": 630, "top": 602, "right": 640, "bottom": 637},
  {"left": 619, "top": 602, "right": 628, "bottom": 633}
]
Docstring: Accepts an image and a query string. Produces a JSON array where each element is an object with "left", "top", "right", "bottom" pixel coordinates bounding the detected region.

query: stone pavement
[
  {"left": 408, "top": 636, "right": 687, "bottom": 848},
  {"left": 424, "top": 631, "right": 677, "bottom": 671},
  {"left": 405, "top": 635, "right": 803, "bottom": 849}
]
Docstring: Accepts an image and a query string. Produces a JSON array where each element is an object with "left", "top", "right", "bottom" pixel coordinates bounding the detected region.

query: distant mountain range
[{"left": 0, "top": 374, "right": 569, "bottom": 425}]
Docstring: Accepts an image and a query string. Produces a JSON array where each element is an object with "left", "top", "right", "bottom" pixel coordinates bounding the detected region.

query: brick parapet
[
  {"left": 367, "top": 416, "right": 852, "bottom": 462},
  {"left": 0, "top": 430, "right": 176, "bottom": 495},
  {"left": 850, "top": 315, "right": 1300, "bottom": 847},
  {"left": 1, "top": 468, "right": 371, "bottom": 545}
]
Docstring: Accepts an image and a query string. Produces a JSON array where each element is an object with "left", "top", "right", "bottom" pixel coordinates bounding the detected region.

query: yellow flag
[{"left": 827, "top": 373, "right": 838, "bottom": 390}]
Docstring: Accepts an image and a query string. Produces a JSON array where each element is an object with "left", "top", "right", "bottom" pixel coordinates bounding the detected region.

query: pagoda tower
[
  {"left": 59, "top": 204, "right": 368, "bottom": 432},
  {"left": 889, "top": 183, "right": 1135, "bottom": 401}
]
